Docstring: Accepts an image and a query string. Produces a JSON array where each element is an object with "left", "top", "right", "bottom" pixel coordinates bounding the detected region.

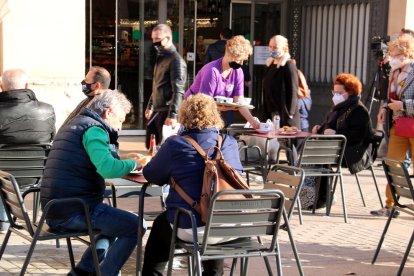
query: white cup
[
  {"left": 259, "top": 122, "right": 272, "bottom": 131},
  {"left": 242, "top": 98, "right": 252, "bottom": 105}
]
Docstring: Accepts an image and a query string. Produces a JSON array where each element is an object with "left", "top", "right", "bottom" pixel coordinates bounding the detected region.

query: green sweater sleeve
[{"left": 82, "top": 126, "right": 136, "bottom": 178}]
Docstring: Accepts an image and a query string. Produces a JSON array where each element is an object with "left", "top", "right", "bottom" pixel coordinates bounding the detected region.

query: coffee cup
[
  {"left": 239, "top": 97, "right": 251, "bottom": 105},
  {"left": 259, "top": 122, "right": 272, "bottom": 131}
]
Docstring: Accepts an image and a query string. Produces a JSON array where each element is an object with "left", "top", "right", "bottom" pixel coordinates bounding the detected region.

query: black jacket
[
  {"left": 41, "top": 109, "right": 118, "bottom": 219},
  {"left": 318, "top": 96, "right": 374, "bottom": 173},
  {"left": 147, "top": 45, "right": 187, "bottom": 119},
  {"left": 262, "top": 60, "right": 300, "bottom": 128},
  {"left": 204, "top": 40, "right": 226, "bottom": 64},
  {"left": 0, "top": 89, "right": 55, "bottom": 144}
]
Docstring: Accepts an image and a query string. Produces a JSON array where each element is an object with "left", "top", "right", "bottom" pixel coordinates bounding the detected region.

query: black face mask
[
  {"left": 81, "top": 80, "right": 96, "bottom": 95},
  {"left": 152, "top": 41, "right": 163, "bottom": 52},
  {"left": 229, "top": 61, "right": 242, "bottom": 69}
]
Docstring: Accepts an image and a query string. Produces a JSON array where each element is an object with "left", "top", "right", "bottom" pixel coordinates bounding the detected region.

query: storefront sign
[{"left": 254, "top": 46, "right": 269, "bottom": 65}]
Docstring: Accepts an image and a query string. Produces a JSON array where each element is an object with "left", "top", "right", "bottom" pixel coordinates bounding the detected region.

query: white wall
[
  {"left": 2, "top": 0, "right": 85, "bottom": 79},
  {"left": 1, "top": 0, "right": 86, "bottom": 129}
]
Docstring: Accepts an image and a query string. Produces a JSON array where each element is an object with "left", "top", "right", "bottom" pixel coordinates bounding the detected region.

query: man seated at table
[
  {"left": 142, "top": 94, "right": 243, "bottom": 276},
  {"left": 40, "top": 90, "right": 146, "bottom": 276}
]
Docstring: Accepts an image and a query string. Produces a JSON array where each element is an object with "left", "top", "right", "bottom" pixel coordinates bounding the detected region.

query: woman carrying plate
[{"left": 184, "top": 35, "right": 259, "bottom": 129}]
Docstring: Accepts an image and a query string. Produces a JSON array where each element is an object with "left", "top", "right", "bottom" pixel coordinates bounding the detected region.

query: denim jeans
[{"left": 48, "top": 203, "right": 146, "bottom": 276}]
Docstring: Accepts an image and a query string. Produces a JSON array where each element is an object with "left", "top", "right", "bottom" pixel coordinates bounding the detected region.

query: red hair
[{"left": 334, "top": 73, "right": 362, "bottom": 96}]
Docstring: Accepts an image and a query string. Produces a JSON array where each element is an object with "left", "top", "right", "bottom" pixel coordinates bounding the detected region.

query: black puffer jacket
[
  {"left": 0, "top": 89, "right": 55, "bottom": 144},
  {"left": 147, "top": 45, "right": 187, "bottom": 119}
]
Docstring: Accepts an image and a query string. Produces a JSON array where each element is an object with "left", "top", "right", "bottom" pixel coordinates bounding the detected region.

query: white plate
[
  {"left": 130, "top": 167, "right": 143, "bottom": 175},
  {"left": 256, "top": 129, "right": 272, "bottom": 134},
  {"left": 279, "top": 131, "right": 299, "bottom": 135},
  {"left": 216, "top": 102, "right": 255, "bottom": 109}
]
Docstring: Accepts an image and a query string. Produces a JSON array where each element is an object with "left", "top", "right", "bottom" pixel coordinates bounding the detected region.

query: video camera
[{"left": 370, "top": 35, "right": 390, "bottom": 61}]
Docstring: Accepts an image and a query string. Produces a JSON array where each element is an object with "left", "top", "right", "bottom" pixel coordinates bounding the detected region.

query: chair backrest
[
  {"left": 0, "top": 170, "right": 35, "bottom": 236},
  {"left": 297, "top": 135, "right": 347, "bottom": 170},
  {"left": 382, "top": 158, "right": 414, "bottom": 210},
  {"left": 370, "top": 130, "right": 384, "bottom": 163},
  {"left": 264, "top": 165, "right": 304, "bottom": 220},
  {"left": 0, "top": 143, "right": 51, "bottom": 190},
  {"left": 201, "top": 189, "right": 285, "bottom": 254}
]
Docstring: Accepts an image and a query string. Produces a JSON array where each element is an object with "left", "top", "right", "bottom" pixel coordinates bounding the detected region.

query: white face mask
[
  {"left": 332, "top": 93, "right": 346, "bottom": 106},
  {"left": 389, "top": 57, "right": 404, "bottom": 71}
]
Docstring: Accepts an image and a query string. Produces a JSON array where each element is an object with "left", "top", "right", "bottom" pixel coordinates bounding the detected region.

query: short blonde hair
[
  {"left": 388, "top": 34, "right": 414, "bottom": 59},
  {"left": 225, "top": 35, "right": 253, "bottom": 61},
  {"left": 178, "top": 94, "right": 224, "bottom": 130},
  {"left": 269, "top": 35, "right": 290, "bottom": 53}
]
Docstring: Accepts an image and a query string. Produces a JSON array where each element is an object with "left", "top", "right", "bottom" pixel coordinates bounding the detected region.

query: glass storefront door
[
  {"left": 230, "top": 1, "right": 283, "bottom": 119},
  {"left": 86, "top": 0, "right": 198, "bottom": 132}
]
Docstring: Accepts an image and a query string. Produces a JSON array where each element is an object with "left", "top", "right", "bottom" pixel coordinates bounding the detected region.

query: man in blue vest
[{"left": 41, "top": 90, "right": 145, "bottom": 276}]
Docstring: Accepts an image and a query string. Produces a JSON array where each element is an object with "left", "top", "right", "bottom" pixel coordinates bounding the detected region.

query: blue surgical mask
[{"left": 270, "top": 50, "right": 283, "bottom": 59}]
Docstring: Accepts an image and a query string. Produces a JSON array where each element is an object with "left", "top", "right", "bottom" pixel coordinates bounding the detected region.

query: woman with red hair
[{"left": 309, "top": 73, "right": 373, "bottom": 209}]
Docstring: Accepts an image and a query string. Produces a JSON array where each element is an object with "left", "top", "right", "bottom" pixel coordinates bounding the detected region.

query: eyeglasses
[{"left": 331, "top": 90, "right": 347, "bottom": 96}]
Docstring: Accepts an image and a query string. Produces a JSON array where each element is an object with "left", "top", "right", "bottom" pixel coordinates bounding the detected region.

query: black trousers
[
  {"left": 145, "top": 111, "right": 169, "bottom": 149},
  {"left": 142, "top": 211, "right": 224, "bottom": 276}
]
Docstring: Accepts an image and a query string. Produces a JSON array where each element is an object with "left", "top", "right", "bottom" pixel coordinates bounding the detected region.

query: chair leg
[
  {"left": 66, "top": 237, "right": 76, "bottom": 269},
  {"left": 338, "top": 176, "right": 348, "bottom": 223},
  {"left": 372, "top": 208, "right": 395, "bottom": 264},
  {"left": 230, "top": 258, "right": 238, "bottom": 276},
  {"left": 283, "top": 210, "right": 304, "bottom": 276},
  {"left": 354, "top": 173, "right": 366, "bottom": 207},
  {"left": 275, "top": 240, "right": 283, "bottom": 276},
  {"left": 0, "top": 229, "right": 12, "bottom": 259},
  {"left": 88, "top": 235, "right": 101, "bottom": 276},
  {"left": 32, "top": 191, "right": 40, "bottom": 222},
  {"left": 397, "top": 229, "right": 414, "bottom": 276},
  {"left": 193, "top": 252, "right": 202, "bottom": 276},
  {"left": 20, "top": 235, "right": 39, "bottom": 275},
  {"left": 187, "top": 255, "right": 194, "bottom": 276},
  {"left": 297, "top": 199, "right": 303, "bottom": 225},
  {"left": 370, "top": 167, "right": 384, "bottom": 208},
  {"left": 242, "top": 257, "right": 249, "bottom": 276},
  {"left": 263, "top": 256, "right": 273, "bottom": 276}
]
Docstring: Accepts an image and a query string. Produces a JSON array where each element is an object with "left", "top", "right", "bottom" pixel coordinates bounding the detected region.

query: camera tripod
[{"left": 365, "top": 60, "right": 389, "bottom": 115}]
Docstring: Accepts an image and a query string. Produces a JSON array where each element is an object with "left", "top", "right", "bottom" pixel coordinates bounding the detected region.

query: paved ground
[{"left": 0, "top": 136, "right": 413, "bottom": 275}]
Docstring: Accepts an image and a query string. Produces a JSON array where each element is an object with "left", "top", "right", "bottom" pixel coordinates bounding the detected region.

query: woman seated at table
[
  {"left": 308, "top": 73, "right": 374, "bottom": 208},
  {"left": 142, "top": 94, "right": 243, "bottom": 276}
]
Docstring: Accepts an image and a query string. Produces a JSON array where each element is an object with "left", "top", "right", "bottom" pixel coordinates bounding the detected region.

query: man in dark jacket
[
  {"left": 0, "top": 68, "right": 55, "bottom": 233},
  {"left": 62, "top": 66, "right": 111, "bottom": 125},
  {"left": 0, "top": 68, "right": 55, "bottom": 144},
  {"left": 41, "top": 90, "right": 145, "bottom": 275},
  {"left": 145, "top": 23, "right": 187, "bottom": 148},
  {"left": 204, "top": 27, "right": 232, "bottom": 64}
]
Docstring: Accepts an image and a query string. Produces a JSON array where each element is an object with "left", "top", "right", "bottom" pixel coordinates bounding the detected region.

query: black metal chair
[
  {"left": 372, "top": 158, "right": 414, "bottom": 276},
  {"left": 0, "top": 170, "right": 101, "bottom": 276},
  {"left": 347, "top": 130, "right": 384, "bottom": 208},
  {"left": 296, "top": 135, "right": 348, "bottom": 222},
  {"left": 167, "top": 189, "right": 304, "bottom": 276},
  {"left": 0, "top": 143, "right": 51, "bottom": 221},
  {"left": 265, "top": 164, "right": 305, "bottom": 224}
]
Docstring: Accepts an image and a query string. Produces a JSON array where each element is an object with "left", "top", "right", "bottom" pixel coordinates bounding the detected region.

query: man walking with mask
[
  {"left": 63, "top": 66, "right": 111, "bottom": 125},
  {"left": 145, "top": 24, "right": 187, "bottom": 148}
]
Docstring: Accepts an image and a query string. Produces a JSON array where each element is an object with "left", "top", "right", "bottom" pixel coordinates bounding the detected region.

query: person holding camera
[{"left": 371, "top": 34, "right": 414, "bottom": 217}]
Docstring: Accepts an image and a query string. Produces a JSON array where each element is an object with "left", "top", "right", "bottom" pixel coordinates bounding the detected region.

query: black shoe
[
  {"left": 67, "top": 268, "right": 95, "bottom": 276},
  {"left": 370, "top": 207, "right": 400, "bottom": 218}
]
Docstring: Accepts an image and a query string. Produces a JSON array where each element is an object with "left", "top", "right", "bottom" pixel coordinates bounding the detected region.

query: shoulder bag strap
[
  {"left": 170, "top": 177, "right": 201, "bottom": 214},
  {"left": 183, "top": 135, "right": 207, "bottom": 158}
]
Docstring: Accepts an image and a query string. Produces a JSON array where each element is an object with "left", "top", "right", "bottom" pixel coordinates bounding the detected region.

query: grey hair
[
  {"left": 88, "top": 89, "right": 132, "bottom": 116},
  {"left": 1, "top": 68, "right": 29, "bottom": 91}
]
